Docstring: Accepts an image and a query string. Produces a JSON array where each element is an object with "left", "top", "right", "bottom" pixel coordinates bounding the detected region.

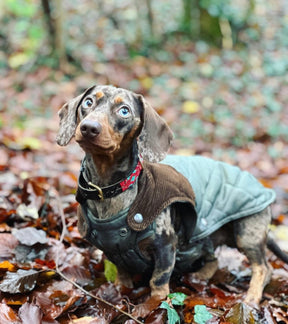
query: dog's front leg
[
  {"left": 149, "top": 238, "right": 176, "bottom": 299},
  {"left": 149, "top": 209, "right": 177, "bottom": 299},
  {"left": 131, "top": 209, "right": 177, "bottom": 319}
]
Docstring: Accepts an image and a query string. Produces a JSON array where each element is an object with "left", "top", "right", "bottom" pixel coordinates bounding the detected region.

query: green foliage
[
  {"left": 194, "top": 305, "right": 213, "bottom": 324},
  {"left": 3, "top": 0, "right": 45, "bottom": 69},
  {"left": 168, "top": 292, "right": 187, "bottom": 306},
  {"left": 160, "top": 292, "right": 187, "bottom": 324},
  {"left": 104, "top": 259, "right": 117, "bottom": 283},
  {"left": 200, "top": 0, "right": 250, "bottom": 26},
  {"left": 5, "top": 0, "right": 37, "bottom": 17},
  {"left": 160, "top": 301, "right": 180, "bottom": 324}
]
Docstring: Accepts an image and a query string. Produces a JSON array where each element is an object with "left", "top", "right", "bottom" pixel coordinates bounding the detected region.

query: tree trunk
[{"left": 41, "top": 0, "right": 66, "bottom": 68}]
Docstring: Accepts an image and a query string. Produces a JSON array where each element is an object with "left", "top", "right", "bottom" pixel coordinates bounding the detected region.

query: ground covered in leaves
[{"left": 1, "top": 0, "right": 288, "bottom": 323}]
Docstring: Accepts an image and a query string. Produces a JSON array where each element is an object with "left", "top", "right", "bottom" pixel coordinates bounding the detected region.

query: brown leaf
[
  {"left": 272, "top": 307, "right": 288, "bottom": 322},
  {"left": 0, "top": 303, "right": 20, "bottom": 323},
  {"left": 71, "top": 317, "right": 108, "bottom": 324},
  {"left": 0, "top": 233, "right": 19, "bottom": 259},
  {"left": 144, "top": 308, "right": 167, "bottom": 323},
  {"left": 132, "top": 296, "right": 162, "bottom": 319},
  {"left": 2, "top": 294, "right": 28, "bottom": 306},
  {"left": 33, "top": 280, "right": 84, "bottom": 320},
  {"left": 92, "top": 282, "right": 123, "bottom": 304},
  {"left": 225, "top": 302, "right": 255, "bottom": 324},
  {"left": 0, "top": 269, "right": 39, "bottom": 293},
  {"left": 61, "top": 265, "right": 91, "bottom": 284},
  {"left": 18, "top": 302, "right": 43, "bottom": 324}
]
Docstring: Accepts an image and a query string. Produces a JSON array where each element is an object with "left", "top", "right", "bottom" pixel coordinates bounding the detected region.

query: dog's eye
[
  {"left": 82, "top": 98, "right": 93, "bottom": 109},
  {"left": 117, "top": 106, "right": 131, "bottom": 118}
]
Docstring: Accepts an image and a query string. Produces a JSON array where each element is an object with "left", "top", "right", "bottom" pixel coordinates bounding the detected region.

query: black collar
[{"left": 76, "top": 157, "right": 142, "bottom": 203}]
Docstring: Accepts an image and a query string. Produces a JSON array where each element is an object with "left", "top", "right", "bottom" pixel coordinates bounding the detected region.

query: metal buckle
[{"left": 88, "top": 182, "right": 104, "bottom": 201}]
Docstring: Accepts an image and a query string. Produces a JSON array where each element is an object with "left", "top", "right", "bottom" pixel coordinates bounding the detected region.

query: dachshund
[{"left": 57, "top": 85, "right": 288, "bottom": 308}]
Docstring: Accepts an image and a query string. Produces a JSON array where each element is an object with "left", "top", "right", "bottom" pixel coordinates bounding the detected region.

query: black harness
[{"left": 76, "top": 157, "right": 215, "bottom": 275}]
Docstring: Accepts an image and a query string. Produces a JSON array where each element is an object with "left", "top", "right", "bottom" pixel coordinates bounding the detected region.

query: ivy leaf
[
  {"left": 160, "top": 301, "right": 180, "bottom": 324},
  {"left": 168, "top": 292, "right": 187, "bottom": 306},
  {"left": 0, "top": 269, "right": 39, "bottom": 293},
  {"left": 104, "top": 259, "right": 117, "bottom": 283},
  {"left": 194, "top": 305, "right": 213, "bottom": 324}
]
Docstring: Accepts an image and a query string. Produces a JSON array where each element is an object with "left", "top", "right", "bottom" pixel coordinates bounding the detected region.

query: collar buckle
[{"left": 88, "top": 182, "right": 104, "bottom": 201}]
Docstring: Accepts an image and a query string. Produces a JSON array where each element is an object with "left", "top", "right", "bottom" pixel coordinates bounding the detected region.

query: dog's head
[{"left": 56, "top": 85, "right": 173, "bottom": 162}]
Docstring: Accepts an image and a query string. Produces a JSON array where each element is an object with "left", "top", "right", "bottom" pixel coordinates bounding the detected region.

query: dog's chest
[{"left": 86, "top": 185, "right": 138, "bottom": 220}]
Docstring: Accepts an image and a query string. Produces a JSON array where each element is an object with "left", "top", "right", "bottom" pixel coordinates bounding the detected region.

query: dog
[{"left": 57, "top": 85, "right": 288, "bottom": 308}]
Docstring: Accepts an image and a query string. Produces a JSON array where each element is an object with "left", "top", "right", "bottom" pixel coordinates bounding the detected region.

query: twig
[{"left": 54, "top": 191, "right": 143, "bottom": 324}]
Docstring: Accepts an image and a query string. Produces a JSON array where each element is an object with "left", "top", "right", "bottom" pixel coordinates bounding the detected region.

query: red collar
[{"left": 76, "top": 158, "right": 142, "bottom": 202}]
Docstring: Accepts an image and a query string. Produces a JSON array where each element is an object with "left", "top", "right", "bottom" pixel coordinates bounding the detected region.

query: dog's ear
[
  {"left": 137, "top": 95, "right": 173, "bottom": 162},
  {"left": 56, "top": 86, "right": 95, "bottom": 146}
]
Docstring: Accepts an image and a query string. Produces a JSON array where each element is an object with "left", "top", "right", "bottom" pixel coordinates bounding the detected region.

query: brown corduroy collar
[{"left": 127, "top": 161, "right": 196, "bottom": 231}]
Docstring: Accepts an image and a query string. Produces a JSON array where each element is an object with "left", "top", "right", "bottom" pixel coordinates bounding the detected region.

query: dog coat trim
[{"left": 127, "top": 161, "right": 197, "bottom": 231}]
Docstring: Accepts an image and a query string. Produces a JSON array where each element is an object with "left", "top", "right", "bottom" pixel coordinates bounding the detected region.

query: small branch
[{"left": 54, "top": 191, "right": 143, "bottom": 324}]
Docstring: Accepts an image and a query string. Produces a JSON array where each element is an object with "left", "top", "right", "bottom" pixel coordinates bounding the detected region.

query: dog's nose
[{"left": 80, "top": 120, "right": 102, "bottom": 138}]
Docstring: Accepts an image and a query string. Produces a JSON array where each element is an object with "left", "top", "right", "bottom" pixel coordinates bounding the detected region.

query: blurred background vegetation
[{"left": 0, "top": 0, "right": 287, "bottom": 174}]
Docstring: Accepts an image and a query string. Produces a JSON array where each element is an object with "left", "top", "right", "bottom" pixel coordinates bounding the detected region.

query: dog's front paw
[{"left": 244, "top": 294, "right": 261, "bottom": 309}]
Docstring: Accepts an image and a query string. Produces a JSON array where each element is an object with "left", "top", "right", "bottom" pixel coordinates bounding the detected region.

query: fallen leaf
[
  {"left": 33, "top": 280, "right": 85, "bottom": 320},
  {"left": 14, "top": 243, "right": 49, "bottom": 263},
  {"left": 168, "top": 292, "right": 187, "bottom": 306},
  {"left": 0, "top": 260, "right": 17, "bottom": 272},
  {"left": 12, "top": 227, "right": 48, "bottom": 245},
  {"left": 225, "top": 303, "right": 255, "bottom": 324},
  {"left": 18, "top": 302, "right": 43, "bottom": 324},
  {"left": 71, "top": 317, "right": 107, "bottom": 324},
  {"left": 0, "top": 303, "right": 19, "bottom": 323},
  {"left": 193, "top": 305, "right": 213, "bottom": 324},
  {"left": 160, "top": 301, "right": 179, "bottom": 324},
  {"left": 0, "top": 233, "right": 19, "bottom": 259},
  {"left": 16, "top": 203, "right": 39, "bottom": 219},
  {"left": 0, "top": 269, "right": 39, "bottom": 293},
  {"left": 132, "top": 295, "right": 162, "bottom": 319},
  {"left": 144, "top": 308, "right": 167, "bottom": 324},
  {"left": 104, "top": 259, "right": 117, "bottom": 283}
]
